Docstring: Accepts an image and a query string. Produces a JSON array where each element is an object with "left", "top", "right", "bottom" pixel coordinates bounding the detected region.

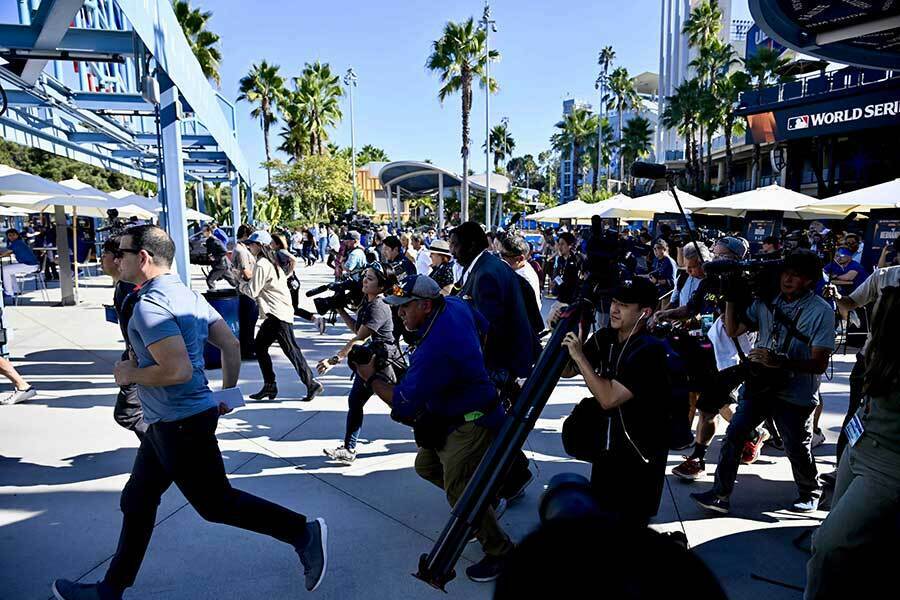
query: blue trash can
[{"left": 203, "top": 289, "right": 240, "bottom": 369}]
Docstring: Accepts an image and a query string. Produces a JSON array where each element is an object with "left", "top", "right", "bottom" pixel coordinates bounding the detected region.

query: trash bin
[{"left": 203, "top": 289, "right": 240, "bottom": 369}]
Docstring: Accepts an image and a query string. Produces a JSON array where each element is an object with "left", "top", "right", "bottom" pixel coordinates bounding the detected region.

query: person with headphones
[{"left": 559, "top": 277, "right": 671, "bottom": 527}]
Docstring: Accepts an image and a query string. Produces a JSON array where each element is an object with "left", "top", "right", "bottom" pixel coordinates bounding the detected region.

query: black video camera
[
  {"left": 703, "top": 257, "right": 783, "bottom": 303},
  {"left": 346, "top": 342, "right": 391, "bottom": 372},
  {"left": 305, "top": 277, "right": 363, "bottom": 313}
]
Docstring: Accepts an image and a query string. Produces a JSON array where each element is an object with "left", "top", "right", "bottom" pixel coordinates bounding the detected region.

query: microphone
[{"left": 630, "top": 162, "right": 669, "bottom": 180}]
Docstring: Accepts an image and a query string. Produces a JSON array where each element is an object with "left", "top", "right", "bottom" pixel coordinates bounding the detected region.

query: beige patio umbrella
[
  {"left": 693, "top": 184, "right": 846, "bottom": 220},
  {"left": 797, "top": 178, "right": 900, "bottom": 214}
]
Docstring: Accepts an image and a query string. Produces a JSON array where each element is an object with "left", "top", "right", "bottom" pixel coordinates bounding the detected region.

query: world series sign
[{"left": 748, "top": 84, "right": 900, "bottom": 143}]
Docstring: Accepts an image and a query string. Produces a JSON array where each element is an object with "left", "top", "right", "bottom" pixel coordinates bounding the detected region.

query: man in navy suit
[{"left": 450, "top": 222, "right": 541, "bottom": 502}]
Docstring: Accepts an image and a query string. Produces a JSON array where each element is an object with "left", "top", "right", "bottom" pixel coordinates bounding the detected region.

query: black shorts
[{"left": 696, "top": 365, "right": 745, "bottom": 414}]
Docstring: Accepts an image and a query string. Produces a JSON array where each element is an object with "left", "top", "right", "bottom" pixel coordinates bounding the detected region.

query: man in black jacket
[
  {"left": 202, "top": 226, "right": 236, "bottom": 290},
  {"left": 450, "top": 222, "right": 541, "bottom": 502}
]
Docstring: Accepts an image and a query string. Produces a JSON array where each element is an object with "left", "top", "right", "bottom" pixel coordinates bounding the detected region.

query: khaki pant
[
  {"left": 805, "top": 438, "right": 900, "bottom": 599},
  {"left": 414, "top": 422, "right": 513, "bottom": 557}
]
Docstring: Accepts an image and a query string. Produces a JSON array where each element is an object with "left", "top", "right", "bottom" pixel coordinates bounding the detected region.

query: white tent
[
  {"left": 797, "top": 178, "right": 900, "bottom": 214},
  {"left": 693, "top": 184, "right": 844, "bottom": 220},
  {"left": 0, "top": 165, "right": 80, "bottom": 196},
  {"left": 109, "top": 189, "right": 213, "bottom": 222},
  {"left": 583, "top": 188, "right": 705, "bottom": 221},
  {"left": 526, "top": 200, "right": 588, "bottom": 223}
]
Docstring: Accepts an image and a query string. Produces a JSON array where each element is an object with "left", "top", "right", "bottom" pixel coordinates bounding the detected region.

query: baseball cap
[
  {"left": 782, "top": 249, "right": 824, "bottom": 281},
  {"left": 342, "top": 230, "right": 361, "bottom": 242},
  {"left": 428, "top": 239, "right": 452, "bottom": 256},
  {"left": 384, "top": 275, "right": 442, "bottom": 306},
  {"left": 246, "top": 230, "right": 272, "bottom": 246},
  {"left": 836, "top": 247, "right": 853, "bottom": 257},
  {"left": 611, "top": 278, "right": 659, "bottom": 308},
  {"left": 717, "top": 236, "right": 749, "bottom": 259}
]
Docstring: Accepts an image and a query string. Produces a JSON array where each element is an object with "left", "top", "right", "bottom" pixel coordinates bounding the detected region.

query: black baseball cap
[
  {"left": 782, "top": 249, "right": 823, "bottom": 281},
  {"left": 384, "top": 275, "right": 442, "bottom": 306},
  {"left": 611, "top": 278, "right": 659, "bottom": 308}
]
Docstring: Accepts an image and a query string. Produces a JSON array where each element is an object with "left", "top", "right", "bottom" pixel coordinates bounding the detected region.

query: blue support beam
[
  {"left": 230, "top": 169, "right": 240, "bottom": 241},
  {"left": 67, "top": 132, "right": 217, "bottom": 146},
  {"left": 159, "top": 79, "right": 190, "bottom": 285},
  {"left": 0, "top": 25, "right": 136, "bottom": 56},
  {"left": 18, "top": 0, "right": 85, "bottom": 84},
  {"left": 246, "top": 185, "right": 254, "bottom": 224},
  {"left": 185, "top": 151, "right": 227, "bottom": 161},
  {"left": 196, "top": 180, "right": 206, "bottom": 215},
  {"left": 70, "top": 92, "right": 154, "bottom": 112}
]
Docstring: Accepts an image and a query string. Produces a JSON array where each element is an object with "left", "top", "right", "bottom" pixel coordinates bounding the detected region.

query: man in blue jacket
[{"left": 355, "top": 275, "right": 513, "bottom": 583}]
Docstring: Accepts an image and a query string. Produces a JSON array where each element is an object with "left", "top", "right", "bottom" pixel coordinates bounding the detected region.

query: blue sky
[{"left": 2, "top": 0, "right": 751, "bottom": 189}]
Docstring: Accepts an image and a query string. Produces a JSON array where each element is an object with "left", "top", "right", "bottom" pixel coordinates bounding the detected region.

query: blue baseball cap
[{"left": 246, "top": 230, "right": 273, "bottom": 246}]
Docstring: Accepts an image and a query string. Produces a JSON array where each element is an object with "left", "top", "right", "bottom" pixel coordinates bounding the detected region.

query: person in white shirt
[
  {"left": 412, "top": 233, "right": 431, "bottom": 275},
  {"left": 498, "top": 234, "right": 541, "bottom": 312}
]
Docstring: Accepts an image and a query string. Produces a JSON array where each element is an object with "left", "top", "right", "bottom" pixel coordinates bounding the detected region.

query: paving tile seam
[{"left": 11, "top": 308, "right": 118, "bottom": 367}]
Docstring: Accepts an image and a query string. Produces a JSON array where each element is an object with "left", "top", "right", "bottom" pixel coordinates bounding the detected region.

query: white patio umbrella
[
  {"left": 692, "top": 184, "right": 845, "bottom": 220},
  {"left": 0, "top": 164, "right": 80, "bottom": 196},
  {"left": 525, "top": 199, "right": 589, "bottom": 223},
  {"left": 581, "top": 188, "right": 704, "bottom": 221},
  {"left": 797, "top": 178, "right": 900, "bottom": 214},
  {"left": 0, "top": 205, "right": 32, "bottom": 217},
  {"left": 109, "top": 189, "right": 213, "bottom": 222}
]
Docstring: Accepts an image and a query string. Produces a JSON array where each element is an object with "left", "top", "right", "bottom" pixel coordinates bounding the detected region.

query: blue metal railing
[{"left": 739, "top": 67, "right": 897, "bottom": 108}]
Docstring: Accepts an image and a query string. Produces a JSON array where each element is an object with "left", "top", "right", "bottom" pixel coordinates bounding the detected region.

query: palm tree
[
  {"left": 619, "top": 116, "right": 655, "bottom": 192},
  {"left": 744, "top": 47, "right": 792, "bottom": 187},
  {"left": 661, "top": 79, "right": 702, "bottom": 190},
  {"left": 584, "top": 117, "right": 615, "bottom": 192},
  {"left": 483, "top": 122, "right": 515, "bottom": 172},
  {"left": 682, "top": 0, "right": 723, "bottom": 50},
  {"left": 173, "top": 1, "right": 222, "bottom": 86},
  {"left": 292, "top": 61, "right": 344, "bottom": 156},
  {"left": 356, "top": 144, "right": 390, "bottom": 164},
  {"left": 426, "top": 18, "right": 499, "bottom": 222},
  {"left": 551, "top": 106, "right": 599, "bottom": 197},
  {"left": 713, "top": 70, "right": 750, "bottom": 193},
  {"left": 605, "top": 67, "right": 642, "bottom": 182},
  {"left": 237, "top": 61, "right": 284, "bottom": 197},
  {"left": 594, "top": 45, "right": 616, "bottom": 190}
]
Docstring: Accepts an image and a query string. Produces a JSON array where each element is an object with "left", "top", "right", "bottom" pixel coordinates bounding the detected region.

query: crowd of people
[{"left": 3, "top": 208, "right": 891, "bottom": 598}]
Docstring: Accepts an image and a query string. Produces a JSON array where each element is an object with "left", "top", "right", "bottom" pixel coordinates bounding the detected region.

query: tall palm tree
[
  {"left": 551, "top": 106, "right": 599, "bottom": 197},
  {"left": 426, "top": 18, "right": 499, "bottom": 222},
  {"left": 173, "top": 1, "right": 222, "bottom": 86},
  {"left": 605, "top": 67, "right": 642, "bottom": 182},
  {"left": 714, "top": 70, "right": 750, "bottom": 193},
  {"left": 584, "top": 117, "right": 615, "bottom": 192},
  {"left": 357, "top": 144, "right": 390, "bottom": 164},
  {"left": 744, "top": 47, "right": 792, "bottom": 188},
  {"left": 619, "top": 116, "right": 654, "bottom": 191},
  {"left": 292, "top": 61, "right": 344, "bottom": 156},
  {"left": 595, "top": 45, "right": 616, "bottom": 190},
  {"left": 237, "top": 61, "right": 284, "bottom": 197},
  {"left": 661, "top": 79, "right": 702, "bottom": 190},
  {"left": 483, "top": 122, "right": 515, "bottom": 172}
]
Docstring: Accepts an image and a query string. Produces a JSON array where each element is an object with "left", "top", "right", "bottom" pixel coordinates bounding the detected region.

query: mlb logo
[{"left": 788, "top": 115, "right": 810, "bottom": 130}]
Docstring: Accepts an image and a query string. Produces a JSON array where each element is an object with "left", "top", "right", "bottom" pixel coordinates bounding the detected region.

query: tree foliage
[
  {"left": 173, "top": 1, "right": 222, "bottom": 86},
  {"left": 271, "top": 155, "right": 353, "bottom": 224}
]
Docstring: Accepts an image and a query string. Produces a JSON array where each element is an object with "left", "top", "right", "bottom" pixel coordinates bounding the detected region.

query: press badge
[{"left": 844, "top": 414, "right": 865, "bottom": 447}]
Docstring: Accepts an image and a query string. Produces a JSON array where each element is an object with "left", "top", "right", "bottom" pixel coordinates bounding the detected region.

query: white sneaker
[
  {"left": 1, "top": 387, "right": 35, "bottom": 405},
  {"left": 314, "top": 316, "right": 326, "bottom": 335},
  {"left": 324, "top": 446, "right": 356, "bottom": 463},
  {"left": 811, "top": 429, "right": 826, "bottom": 449}
]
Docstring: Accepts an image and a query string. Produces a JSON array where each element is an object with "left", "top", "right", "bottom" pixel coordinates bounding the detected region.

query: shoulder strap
[{"left": 765, "top": 298, "right": 811, "bottom": 347}]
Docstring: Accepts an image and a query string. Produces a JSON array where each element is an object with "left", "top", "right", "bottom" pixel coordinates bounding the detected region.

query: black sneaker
[
  {"left": 465, "top": 553, "right": 507, "bottom": 583},
  {"left": 790, "top": 495, "right": 819, "bottom": 513},
  {"left": 296, "top": 518, "right": 328, "bottom": 592},
  {"left": 691, "top": 490, "right": 731, "bottom": 515},
  {"left": 52, "top": 580, "right": 121, "bottom": 600}
]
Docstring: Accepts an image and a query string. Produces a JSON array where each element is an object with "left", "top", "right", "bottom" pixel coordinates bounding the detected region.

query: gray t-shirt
[
  {"left": 356, "top": 297, "right": 394, "bottom": 347},
  {"left": 232, "top": 242, "right": 255, "bottom": 275},
  {"left": 128, "top": 273, "right": 222, "bottom": 423},
  {"left": 745, "top": 291, "right": 835, "bottom": 407}
]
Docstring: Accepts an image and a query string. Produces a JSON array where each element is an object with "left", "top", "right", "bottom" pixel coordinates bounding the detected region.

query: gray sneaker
[
  {"left": 1, "top": 387, "right": 35, "bottom": 405},
  {"left": 52, "top": 580, "right": 120, "bottom": 600},
  {"left": 297, "top": 518, "right": 328, "bottom": 592}
]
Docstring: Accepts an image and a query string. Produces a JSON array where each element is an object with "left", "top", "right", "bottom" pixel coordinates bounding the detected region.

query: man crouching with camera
[
  {"left": 352, "top": 275, "right": 514, "bottom": 582},
  {"left": 692, "top": 249, "right": 834, "bottom": 515},
  {"left": 559, "top": 278, "right": 672, "bottom": 527}
]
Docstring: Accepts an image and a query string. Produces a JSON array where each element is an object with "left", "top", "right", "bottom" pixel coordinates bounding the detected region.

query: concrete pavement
[{"left": 0, "top": 262, "right": 852, "bottom": 599}]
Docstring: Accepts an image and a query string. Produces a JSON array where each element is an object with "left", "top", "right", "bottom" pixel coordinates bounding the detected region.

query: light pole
[
  {"left": 498, "top": 115, "right": 508, "bottom": 228},
  {"left": 480, "top": 1, "right": 496, "bottom": 228},
  {"left": 344, "top": 67, "right": 358, "bottom": 211}
]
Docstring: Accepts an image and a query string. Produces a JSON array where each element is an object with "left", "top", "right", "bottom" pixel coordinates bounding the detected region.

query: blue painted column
[
  {"left": 230, "top": 168, "right": 240, "bottom": 242},
  {"left": 195, "top": 180, "right": 206, "bottom": 215},
  {"left": 246, "top": 185, "right": 254, "bottom": 225},
  {"left": 159, "top": 78, "right": 190, "bottom": 285}
]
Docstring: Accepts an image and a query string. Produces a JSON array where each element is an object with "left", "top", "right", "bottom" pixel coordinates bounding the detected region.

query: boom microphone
[
  {"left": 305, "top": 284, "right": 331, "bottom": 297},
  {"left": 630, "top": 162, "right": 669, "bottom": 180}
]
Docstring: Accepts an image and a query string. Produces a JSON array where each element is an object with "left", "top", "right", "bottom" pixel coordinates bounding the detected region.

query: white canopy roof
[
  {"left": 797, "top": 179, "right": 900, "bottom": 214},
  {"left": 693, "top": 184, "right": 845, "bottom": 220},
  {"left": 0, "top": 165, "right": 81, "bottom": 197},
  {"left": 0, "top": 193, "right": 116, "bottom": 218}
]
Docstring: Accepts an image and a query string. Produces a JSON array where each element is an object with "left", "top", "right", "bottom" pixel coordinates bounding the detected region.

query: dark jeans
[
  {"left": 344, "top": 367, "right": 395, "bottom": 450},
  {"left": 206, "top": 257, "right": 238, "bottom": 290},
  {"left": 104, "top": 407, "right": 307, "bottom": 591},
  {"left": 255, "top": 316, "right": 316, "bottom": 389},
  {"left": 713, "top": 382, "right": 820, "bottom": 499}
]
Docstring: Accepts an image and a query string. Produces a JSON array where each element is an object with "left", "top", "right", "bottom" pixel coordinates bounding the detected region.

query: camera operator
[
  {"left": 353, "top": 275, "right": 514, "bottom": 582},
  {"left": 451, "top": 222, "right": 541, "bottom": 503},
  {"left": 876, "top": 237, "right": 899, "bottom": 268},
  {"left": 551, "top": 232, "right": 582, "bottom": 303},
  {"left": 340, "top": 230, "right": 367, "bottom": 278},
  {"left": 805, "top": 286, "right": 900, "bottom": 600},
  {"left": 559, "top": 278, "right": 671, "bottom": 526},
  {"left": 317, "top": 263, "right": 400, "bottom": 463},
  {"left": 692, "top": 250, "right": 835, "bottom": 515},
  {"left": 760, "top": 235, "right": 783, "bottom": 257},
  {"left": 202, "top": 225, "right": 235, "bottom": 290},
  {"left": 381, "top": 235, "right": 417, "bottom": 280},
  {"left": 654, "top": 238, "right": 757, "bottom": 480}
]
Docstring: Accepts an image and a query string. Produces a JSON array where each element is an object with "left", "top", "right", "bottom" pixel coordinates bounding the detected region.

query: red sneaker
[
  {"left": 672, "top": 457, "right": 705, "bottom": 481},
  {"left": 741, "top": 429, "right": 771, "bottom": 464}
]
